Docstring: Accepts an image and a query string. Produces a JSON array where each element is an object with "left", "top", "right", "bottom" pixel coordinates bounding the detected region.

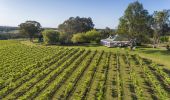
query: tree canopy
[
  {"left": 117, "top": 1, "right": 152, "bottom": 44},
  {"left": 151, "top": 10, "right": 170, "bottom": 47},
  {"left": 58, "top": 16, "right": 94, "bottom": 34},
  {"left": 19, "top": 21, "right": 41, "bottom": 41}
]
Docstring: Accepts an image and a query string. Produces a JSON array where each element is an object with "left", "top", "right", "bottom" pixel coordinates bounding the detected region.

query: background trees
[
  {"left": 99, "top": 27, "right": 115, "bottom": 38},
  {"left": 58, "top": 16, "right": 94, "bottom": 44},
  {"left": 42, "top": 30, "right": 59, "bottom": 45},
  {"left": 117, "top": 1, "right": 170, "bottom": 47},
  {"left": 151, "top": 10, "right": 170, "bottom": 47},
  {"left": 117, "top": 1, "right": 152, "bottom": 45},
  {"left": 58, "top": 16, "right": 94, "bottom": 34},
  {"left": 19, "top": 21, "right": 41, "bottom": 42}
]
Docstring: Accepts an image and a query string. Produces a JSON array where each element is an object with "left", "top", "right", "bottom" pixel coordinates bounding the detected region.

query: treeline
[
  {"left": 17, "top": 17, "right": 115, "bottom": 44},
  {"left": 0, "top": 26, "right": 20, "bottom": 40},
  {"left": 117, "top": 1, "right": 170, "bottom": 47},
  {"left": 0, "top": 26, "right": 57, "bottom": 40},
  {"left": 0, "top": 26, "right": 18, "bottom": 32}
]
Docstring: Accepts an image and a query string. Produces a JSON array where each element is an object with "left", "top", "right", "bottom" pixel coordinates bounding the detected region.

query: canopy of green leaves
[{"left": 42, "top": 30, "right": 59, "bottom": 45}]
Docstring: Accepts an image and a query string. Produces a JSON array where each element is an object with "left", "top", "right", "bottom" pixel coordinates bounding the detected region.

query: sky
[{"left": 0, "top": 0, "right": 170, "bottom": 29}]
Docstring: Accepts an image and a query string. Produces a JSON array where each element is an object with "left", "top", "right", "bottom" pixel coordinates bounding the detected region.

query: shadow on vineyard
[
  {"left": 140, "top": 49, "right": 170, "bottom": 55},
  {"left": 163, "top": 69, "right": 170, "bottom": 76}
]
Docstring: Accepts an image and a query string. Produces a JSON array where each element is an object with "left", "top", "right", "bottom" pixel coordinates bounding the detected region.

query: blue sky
[{"left": 0, "top": 0, "right": 170, "bottom": 28}]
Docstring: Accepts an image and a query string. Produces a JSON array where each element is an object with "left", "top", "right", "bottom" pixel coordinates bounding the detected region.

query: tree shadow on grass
[{"left": 138, "top": 49, "right": 170, "bottom": 55}]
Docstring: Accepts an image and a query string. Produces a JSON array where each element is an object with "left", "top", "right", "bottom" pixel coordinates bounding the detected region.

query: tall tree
[
  {"left": 117, "top": 1, "right": 152, "bottom": 45},
  {"left": 58, "top": 16, "right": 94, "bottom": 34},
  {"left": 151, "top": 10, "right": 170, "bottom": 48},
  {"left": 19, "top": 21, "right": 41, "bottom": 42}
]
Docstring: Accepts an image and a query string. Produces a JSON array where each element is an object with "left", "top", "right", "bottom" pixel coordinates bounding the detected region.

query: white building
[{"left": 100, "top": 35, "right": 130, "bottom": 47}]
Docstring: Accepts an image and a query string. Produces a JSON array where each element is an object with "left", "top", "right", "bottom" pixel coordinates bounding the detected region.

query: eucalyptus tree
[
  {"left": 19, "top": 21, "right": 41, "bottom": 42},
  {"left": 58, "top": 16, "right": 94, "bottom": 43},
  {"left": 151, "top": 10, "right": 170, "bottom": 48},
  {"left": 117, "top": 1, "right": 152, "bottom": 45},
  {"left": 58, "top": 16, "right": 94, "bottom": 34}
]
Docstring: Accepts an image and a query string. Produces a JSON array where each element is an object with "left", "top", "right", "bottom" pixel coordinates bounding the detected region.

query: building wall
[{"left": 101, "top": 40, "right": 130, "bottom": 47}]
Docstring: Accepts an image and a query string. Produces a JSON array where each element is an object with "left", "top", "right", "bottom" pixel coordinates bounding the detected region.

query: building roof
[{"left": 101, "top": 34, "right": 129, "bottom": 43}]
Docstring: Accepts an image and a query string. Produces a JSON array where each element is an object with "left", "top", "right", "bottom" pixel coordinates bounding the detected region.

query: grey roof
[{"left": 101, "top": 34, "right": 129, "bottom": 42}]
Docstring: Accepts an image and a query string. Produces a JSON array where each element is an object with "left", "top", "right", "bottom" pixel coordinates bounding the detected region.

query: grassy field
[
  {"left": 131, "top": 47, "right": 170, "bottom": 68},
  {"left": 0, "top": 40, "right": 170, "bottom": 100}
]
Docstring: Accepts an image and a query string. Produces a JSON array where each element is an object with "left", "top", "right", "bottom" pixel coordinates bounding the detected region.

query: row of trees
[
  {"left": 42, "top": 29, "right": 106, "bottom": 45},
  {"left": 117, "top": 1, "right": 170, "bottom": 47},
  {"left": 19, "top": 17, "right": 114, "bottom": 44}
]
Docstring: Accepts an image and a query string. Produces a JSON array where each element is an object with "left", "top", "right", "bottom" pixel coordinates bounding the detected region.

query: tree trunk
[
  {"left": 30, "top": 37, "right": 33, "bottom": 42},
  {"left": 153, "top": 36, "right": 160, "bottom": 48},
  {"left": 152, "top": 31, "right": 160, "bottom": 48}
]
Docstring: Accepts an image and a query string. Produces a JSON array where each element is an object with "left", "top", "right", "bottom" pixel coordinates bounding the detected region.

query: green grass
[{"left": 131, "top": 47, "right": 170, "bottom": 69}]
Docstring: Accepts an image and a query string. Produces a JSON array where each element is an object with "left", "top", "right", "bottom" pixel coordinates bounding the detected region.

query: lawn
[{"left": 131, "top": 47, "right": 170, "bottom": 69}]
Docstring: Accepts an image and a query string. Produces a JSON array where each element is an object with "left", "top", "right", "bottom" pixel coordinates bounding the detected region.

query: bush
[
  {"left": 71, "top": 33, "right": 86, "bottom": 43},
  {"left": 166, "top": 45, "right": 170, "bottom": 51},
  {"left": 59, "top": 32, "right": 72, "bottom": 44},
  {"left": 160, "top": 36, "right": 169, "bottom": 43},
  {"left": 71, "top": 30, "right": 102, "bottom": 44},
  {"left": 42, "top": 30, "right": 59, "bottom": 44},
  {"left": 85, "top": 30, "right": 101, "bottom": 43}
]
